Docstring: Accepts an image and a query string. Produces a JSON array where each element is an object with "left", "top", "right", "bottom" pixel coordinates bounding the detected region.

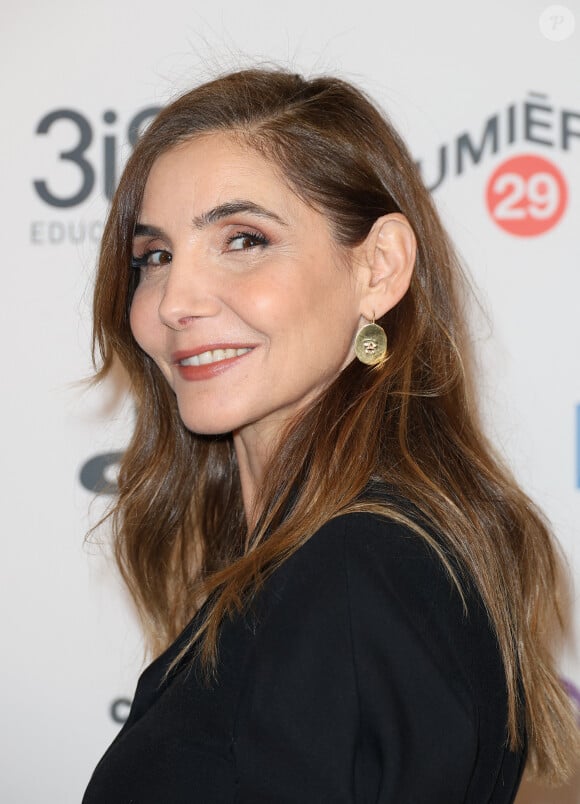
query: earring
[{"left": 354, "top": 314, "right": 387, "bottom": 365}]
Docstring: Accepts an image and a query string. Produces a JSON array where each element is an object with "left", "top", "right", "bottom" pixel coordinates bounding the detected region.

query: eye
[
  {"left": 226, "top": 231, "right": 269, "bottom": 251},
  {"left": 131, "top": 249, "right": 172, "bottom": 270}
]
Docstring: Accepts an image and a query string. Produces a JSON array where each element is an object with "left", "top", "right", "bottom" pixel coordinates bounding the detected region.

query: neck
[{"left": 233, "top": 424, "right": 276, "bottom": 531}]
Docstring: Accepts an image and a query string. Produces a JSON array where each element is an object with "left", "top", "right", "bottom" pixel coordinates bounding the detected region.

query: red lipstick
[{"left": 172, "top": 344, "right": 256, "bottom": 382}]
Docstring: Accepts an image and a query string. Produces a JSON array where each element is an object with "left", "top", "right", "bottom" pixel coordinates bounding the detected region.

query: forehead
[{"left": 142, "top": 133, "right": 300, "bottom": 213}]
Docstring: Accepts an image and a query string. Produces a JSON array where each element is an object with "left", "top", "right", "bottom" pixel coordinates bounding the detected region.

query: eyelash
[
  {"left": 226, "top": 230, "right": 269, "bottom": 250},
  {"left": 131, "top": 249, "right": 171, "bottom": 270},
  {"left": 131, "top": 230, "right": 269, "bottom": 270}
]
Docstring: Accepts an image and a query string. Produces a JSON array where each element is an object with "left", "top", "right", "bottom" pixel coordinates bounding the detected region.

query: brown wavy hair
[{"left": 92, "top": 68, "right": 578, "bottom": 783}]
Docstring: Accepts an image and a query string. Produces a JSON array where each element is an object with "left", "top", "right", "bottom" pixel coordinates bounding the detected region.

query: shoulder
[
  {"left": 269, "top": 509, "right": 471, "bottom": 630},
  {"left": 258, "top": 509, "right": 506, "bottom": 715}
]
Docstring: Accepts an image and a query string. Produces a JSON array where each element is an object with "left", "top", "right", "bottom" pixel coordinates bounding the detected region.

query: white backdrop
[{"left": 1, "top": 1, "right": 579, "bottom": 801}]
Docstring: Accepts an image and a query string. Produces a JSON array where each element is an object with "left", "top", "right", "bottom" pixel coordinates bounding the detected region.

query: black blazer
[{"left": 83, "top": 512, "right": 526, "bottom": 802}]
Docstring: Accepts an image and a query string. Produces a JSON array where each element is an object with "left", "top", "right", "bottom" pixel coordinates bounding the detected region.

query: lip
[{"left": 172, "top": 343, "right": 257, "bottom": 382}]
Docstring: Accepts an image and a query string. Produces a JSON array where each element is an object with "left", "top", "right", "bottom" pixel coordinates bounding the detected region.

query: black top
[{"left": 83, "top": 512, "right": 526, "bottom": 803}]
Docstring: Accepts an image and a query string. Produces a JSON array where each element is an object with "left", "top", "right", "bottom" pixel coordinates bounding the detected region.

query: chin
[
  {"left": 175, "top": 404, "right": 243, "bottom": 437},
  {"left": 179, "top": 417, "right": 235, "bottom": 437}
]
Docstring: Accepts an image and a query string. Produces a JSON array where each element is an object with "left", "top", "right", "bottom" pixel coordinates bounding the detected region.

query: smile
[{"left": 178, "top": 347, "right": 253, "bottom": 367}]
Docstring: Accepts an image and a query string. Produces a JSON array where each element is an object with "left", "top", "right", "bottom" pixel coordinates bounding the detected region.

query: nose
[{"left": 157, "top": 252, "right": 221, "bottom": 330}]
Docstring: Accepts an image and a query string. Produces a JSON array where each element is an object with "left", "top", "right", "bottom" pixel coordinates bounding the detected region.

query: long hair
[{"left": 92, "top": 68, "right": 578, "bottom": 783}]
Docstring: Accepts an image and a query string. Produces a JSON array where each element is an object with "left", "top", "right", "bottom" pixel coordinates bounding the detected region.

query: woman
[{"left": 83, "top": 68, "right": 578, "bottom": 802}]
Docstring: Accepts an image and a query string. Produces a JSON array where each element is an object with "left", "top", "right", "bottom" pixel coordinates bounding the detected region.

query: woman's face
[{"left": 129, "top": 133, "right": 365, "bottom": 444}]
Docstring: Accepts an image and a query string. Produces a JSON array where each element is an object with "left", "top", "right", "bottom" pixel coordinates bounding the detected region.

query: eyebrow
[
  {"left": 134, "top": 223, "right": 165, "bottom": 238},
  {"left": 191, "top": 200, "right": 287, "bottom": 229},
  {"left": 133, "top": 199, "right": 288, "bottom": 238},
  {"left": 133, "top": 200, "right": 287, "bottom": 241}
]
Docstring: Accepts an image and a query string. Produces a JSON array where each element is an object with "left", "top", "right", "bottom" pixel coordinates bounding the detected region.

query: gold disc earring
[{"left": 354, "top": 314, "right": 387, "bottom": 366}]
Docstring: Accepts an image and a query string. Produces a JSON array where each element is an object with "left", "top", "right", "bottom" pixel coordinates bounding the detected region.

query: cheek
[
  {"left": 231, "top": 274, "right": 297, "bottom": 334},
  {"left": 129, "top": 289, "right": 156, "bottom": 354},
  {"left": 129, "top": 297, "right": 174, "bottom": 388}
]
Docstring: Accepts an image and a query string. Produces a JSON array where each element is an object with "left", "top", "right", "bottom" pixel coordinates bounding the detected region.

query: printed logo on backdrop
[
  {"left": 31, "top": 107, "right": 161, "bottom": 245},
  {"left": 33, "top": 93, "right": 580, "bottom": 247},
  {"left": 80, "top": 452, "right": 123, "bottom": 495},
  {"left": 110, "top": 697, "right": 132, "bottom": 725},
  {"left": 416, "top": 92, "right": 579, "bottom": 237},
  {"left": 486, "top": 153, "right": 567, "bottom": 236}
]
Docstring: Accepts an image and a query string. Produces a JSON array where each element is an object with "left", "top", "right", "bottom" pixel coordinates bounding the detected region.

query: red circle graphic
[{"left": 485, "top": 154, "right": 568, "bottom": 236}]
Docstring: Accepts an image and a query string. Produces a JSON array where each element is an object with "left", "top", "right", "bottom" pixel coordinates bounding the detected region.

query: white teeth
[{"left": 180, "top": 347, "right": 252, "bottom": 367}]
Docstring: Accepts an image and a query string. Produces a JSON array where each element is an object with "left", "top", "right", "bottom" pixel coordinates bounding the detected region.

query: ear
[{"left": 356, "top": 213, "right": 416, "bottom": 321}]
